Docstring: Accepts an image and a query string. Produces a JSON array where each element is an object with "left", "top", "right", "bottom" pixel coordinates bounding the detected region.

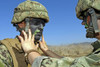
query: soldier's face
[
  {"left": 18, "top": 21, "right": 26, "bottom": 29},
  {"left": 81, "top": 16, "right": 95, "bottom": 38},
  {"left": 82, "top": 18, "right": 100, "bottom": 39},
  {"left": 29, "top": 19, "right": 45, "bottom": 41},
  {"left": 17, "top": 20, "right": 45, "bottom": 41}
]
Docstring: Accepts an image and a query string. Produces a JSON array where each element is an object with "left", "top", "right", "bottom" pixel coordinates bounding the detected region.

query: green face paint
[
  {"left": 85, "top": 24, "right": 89, "bottom": 28},
  {"left": 25, "top": 18, "right": 45, "bottom": 41},
  {"left": 15, "top": 18, "right": 45, "bottom": 41},
  {"left": 34, "top": 29, "right": 41, "bottom": 35}
]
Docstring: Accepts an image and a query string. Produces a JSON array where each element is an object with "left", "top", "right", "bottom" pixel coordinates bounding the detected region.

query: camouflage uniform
[
  {"left": 0, "top": 0, "right": 49, "bottom": 67},
  {"left": 0, "top": 40, "right": 100, "bottom": 67},
  {"left": 0, "top": 45, "right": 13, "bottom": 67},
  {"left": 31, "top": 0, "right": 100, "bottom": 67},
  {"left": 31, "top": 40, "right": 100, "bottom": 67}
]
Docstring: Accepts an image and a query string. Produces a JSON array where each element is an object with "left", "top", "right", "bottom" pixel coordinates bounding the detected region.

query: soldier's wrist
[
  {"left": 24, "top": 49, "right": 40, "bottom": 63},
  {"left": 28, "top": 52, "right": 41, "bottom": 64}
]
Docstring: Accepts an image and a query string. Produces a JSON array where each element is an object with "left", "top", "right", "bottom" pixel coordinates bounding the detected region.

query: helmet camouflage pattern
[
  {"left": 11, "top": 0, "right": 49, "bottom": 24},
  {"left": 76, "top": 0, "right": 100, "bottom": 20}
]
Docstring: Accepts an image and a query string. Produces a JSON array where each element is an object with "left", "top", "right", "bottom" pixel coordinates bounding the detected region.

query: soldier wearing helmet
[
  {"left": 18, "top": 0, "right": 100, "bottom": 67},
  {"left": 0, "top": 0, "right": 49, "bottom": 67}
]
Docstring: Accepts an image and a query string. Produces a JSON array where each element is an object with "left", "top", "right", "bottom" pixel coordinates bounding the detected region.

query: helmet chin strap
[
  {"left": 25, "top": 18, "right": 30, "bottom": 34},
  {"left": 86, "top": 27, "right": 95, "bottom": 38},
  {"left": 88, "top": 8, "right": 100, "bottom": 33},
  {"left": 86, "top": 8, "right": 100, "bottom": 38}
]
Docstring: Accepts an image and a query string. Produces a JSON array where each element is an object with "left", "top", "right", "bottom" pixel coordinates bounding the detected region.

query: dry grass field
[{"left": 48, "top": 43, "right": 93, "bottom": 58}]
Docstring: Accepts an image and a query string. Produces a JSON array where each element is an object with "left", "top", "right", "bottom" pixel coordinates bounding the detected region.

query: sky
[{"left": 0, "top": 0, "right": 97, "bottom": 45}]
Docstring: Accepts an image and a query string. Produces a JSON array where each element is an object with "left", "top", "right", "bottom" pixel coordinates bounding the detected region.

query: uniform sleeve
[
  {"left": 32, "top": 53, "right": 100, "bottom": 67},
  {"left": 0, "top": 44, "right": 13, "bottom": 67},
  {"left": 32, "top": 56, "right": 75, "bottom": 67},
  {"left": 71, "top": 53, "right": 100, "bottom": 67}
]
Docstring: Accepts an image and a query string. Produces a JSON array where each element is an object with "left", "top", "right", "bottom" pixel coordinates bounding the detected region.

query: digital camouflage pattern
[
  {"left": 0, "top": 38, "right": 47, "bottom": 67},
  {"left": 0, "top": 44, "right": 13, "bottom": 67},
  {"left": 76, "top": 0, "right": 100, "bottom": 20},
  {"left": 32, "top": 41, "right": 100, "bottom": 67},
  {"left": 0, "top": 40, "right": 100, "bottom": 67},
  {"left": 11, "top": 0, "right": 49, "bottom": 24}
]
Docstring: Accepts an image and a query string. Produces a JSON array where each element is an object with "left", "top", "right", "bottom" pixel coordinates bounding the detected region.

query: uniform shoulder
[
  {"left": 91, "top": 41, "right": 100, "bottom": 52},
  {"left": 0, "top": 44, "right": 13, "bottom": 67}
]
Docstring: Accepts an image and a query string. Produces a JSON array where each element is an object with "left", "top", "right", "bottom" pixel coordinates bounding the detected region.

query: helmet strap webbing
[
  {"left": 87, "top": 8, "right": 100, "bottom": 33},
  {"left": 85, "top": 8, "right": 100, "bottom": 38},
  {"left": 25, "top": 18, "right": 30, "bottom": 34}
]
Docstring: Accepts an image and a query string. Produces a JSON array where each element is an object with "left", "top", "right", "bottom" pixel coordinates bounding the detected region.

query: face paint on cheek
[
  {"left": 85, "top": 24, "right": 89, "bottom": 28},
  {"left": 30, "top": 25, "right": 44, "bottom": 41},
  {"left": 34, "top": 29, "right": 43, "bottom": 41},
  {"left": 30, "top": 23, "right": 44, "bottom": 34},
  {"left": 34, "top": 29, "right": 41, "bottom": 35}
]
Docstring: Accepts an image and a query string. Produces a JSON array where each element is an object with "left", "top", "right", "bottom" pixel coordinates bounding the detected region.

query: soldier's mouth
[{"left": 36, "top": 32, "right": 42, "bottom": 36}]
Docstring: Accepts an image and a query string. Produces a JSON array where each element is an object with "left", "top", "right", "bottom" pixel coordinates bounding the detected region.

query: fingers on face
[
  {"left": 39, "top": 41, "right": 42, "bottom": 46},
  {"left": 28, "top": 29, "right": 32, "bottom": 40},
  {"left": 22, "top": 30, "right": 27, "bottom": 40},
  {"left": 22, "top": 29, "right": 32, "bottom": 40},
  {"left": 36, "top": 43, "right": 39, "bottom": 48},
  {"left": 42, "top": 35, "right": 44, "bottom": 42},
  {"left": 21, "top": 29, "right": 35, "bottom": 41},
  {"left": 32, "top": 34, "right": 35, "bottom": 42},
  {"left": 18, "top": 36, "right": 23, "bottom": 43}
]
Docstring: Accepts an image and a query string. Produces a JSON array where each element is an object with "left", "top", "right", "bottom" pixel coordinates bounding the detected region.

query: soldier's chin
[
  {"left": 86, "top": 32, "right": 95, "bottom": 38},
  {"left": 35, "top": 36, "right": 41, "bottom": 41}
]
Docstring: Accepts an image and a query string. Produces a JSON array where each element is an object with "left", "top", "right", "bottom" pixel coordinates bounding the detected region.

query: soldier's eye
[
  {"left": 42, "top": 23, "right": 45, "bottom": 26},
  {"left": 34, "top": 22, "right": 41, "bottom": 25},
  {"left": 13, "top": 24, "right": 18, "bottom": 27}
]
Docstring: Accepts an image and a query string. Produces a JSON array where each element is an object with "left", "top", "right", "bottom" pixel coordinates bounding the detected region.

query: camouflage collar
[{"left": 91, "top": 40, "right": 100, "bottom": 52}]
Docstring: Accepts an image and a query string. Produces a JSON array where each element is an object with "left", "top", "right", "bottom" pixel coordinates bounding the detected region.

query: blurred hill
[{"left": 48, "top": 42, "right": 93, "bottom": 58}]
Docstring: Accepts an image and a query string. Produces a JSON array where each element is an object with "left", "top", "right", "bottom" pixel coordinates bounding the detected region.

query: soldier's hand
[
  {"left": 39, "top": 35, "right": 48, "bottom": 52},
  {"left": 18, "top": 29, "right": 38, "bottom": 53}
]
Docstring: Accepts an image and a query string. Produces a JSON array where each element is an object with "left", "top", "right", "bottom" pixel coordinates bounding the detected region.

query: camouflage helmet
[
  {"left": 11, "top": 0, "right": 49, "bottom": 24},
  {"left": 76, "top": 0, "right": 100, "bottom": 20}
]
